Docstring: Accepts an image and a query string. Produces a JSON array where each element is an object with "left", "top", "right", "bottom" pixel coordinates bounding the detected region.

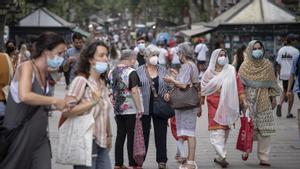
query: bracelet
[{"left": 107, "top": 134, "right": 113, "bottom": 137}]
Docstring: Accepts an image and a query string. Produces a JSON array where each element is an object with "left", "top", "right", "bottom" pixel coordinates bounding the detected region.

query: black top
[
  {"left": 137, "top": 52, "right": 146, "bottom": 66},
  {"left": 149, "top": 76, "right": 159, "bottom": 115},
  {"left": 128, "top": 71, "right": 141, "bottom": 90}
]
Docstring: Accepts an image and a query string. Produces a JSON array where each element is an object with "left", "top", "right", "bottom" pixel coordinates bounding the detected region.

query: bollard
[{"left": 298, "top": 109, "right": 300, "bottom": 138}]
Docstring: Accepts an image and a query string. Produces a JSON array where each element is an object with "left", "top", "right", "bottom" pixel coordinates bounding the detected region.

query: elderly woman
[
  {"left": 239, "top": 40, "right": 280, "bottom": 167},
  {"left": 163, "top": 42, "right": 201, "bottom": 169},
  {"left": 201, "top": 48, "right": 247, "bottom": 168},
  {"left": 110, "top": 49, "right": 144, "bottom": 169},
  {"left": 136, "top": 44, "right": 170, "bottom": 169}
]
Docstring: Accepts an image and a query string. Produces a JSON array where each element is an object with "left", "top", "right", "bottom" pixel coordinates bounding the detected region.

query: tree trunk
[{"left": 0, "top": 15, "right": 6, "bottom": 50}]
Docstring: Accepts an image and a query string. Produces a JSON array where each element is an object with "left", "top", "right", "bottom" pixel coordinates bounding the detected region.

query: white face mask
[
  {"left": 149, "top": 56, "right": 158, "bottom": 66},
  {"left": 217, "top": 56, "right": 228, "bottom": 66}
]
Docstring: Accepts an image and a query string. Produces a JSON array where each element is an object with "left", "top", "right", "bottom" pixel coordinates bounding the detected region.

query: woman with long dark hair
[
  {"left": 1, "top": 32, "right": 68, "bottom": 169},
  {"left": 62, "top": 40, "right": 113, "bottom": 169}
]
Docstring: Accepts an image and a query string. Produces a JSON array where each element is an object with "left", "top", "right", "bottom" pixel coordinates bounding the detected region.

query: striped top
[
  {"left": 67, "top": 76, "right": 113, "bottom": 148},
  {"left": 136, "top": 65, "right": 170, "bottom": 115}
]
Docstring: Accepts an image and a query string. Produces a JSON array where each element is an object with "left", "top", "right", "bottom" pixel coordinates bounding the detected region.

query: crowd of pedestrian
[{"left": 0, "top": 30, "right": 299, "bottom": 169}]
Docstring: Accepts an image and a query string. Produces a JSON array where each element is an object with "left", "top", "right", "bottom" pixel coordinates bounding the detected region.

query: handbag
[
  {"left": 169, "top": 62, "right": 200, "bottom": 110},
  {"left": 0, "top": 106, "right": 38, "bottom": 162},
  {"left": 236, "top": 89, "right": 259, "bottom": 153},
  {"left": 236, "top": 109, "right": 254, "bottom": 153},
  {"left": 56, "top": 77, "right": 95, "bottom": 167},
  {"left": 145, "top": 67, "right": 174, "bottom": 119},
  {"left": 133, "top": 118, "right": 146, "bottom": 166}
]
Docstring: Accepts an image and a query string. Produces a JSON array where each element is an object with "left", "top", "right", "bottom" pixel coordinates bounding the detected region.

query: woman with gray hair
[
  {"left": 136, "top": 44, "right": 170, "bottom": 169},
  {"left": 164, "top": 42, "right": 201, "bottom": 169},
  {"left": 110, "top": 49, "right": 144, "bottom": 169}
]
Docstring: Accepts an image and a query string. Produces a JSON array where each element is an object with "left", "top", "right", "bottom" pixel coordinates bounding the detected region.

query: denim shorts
[{"left": 0, "top": 101, "right": 5, "bottom": 116}]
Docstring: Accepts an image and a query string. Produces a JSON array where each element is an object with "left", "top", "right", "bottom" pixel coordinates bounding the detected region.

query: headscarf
[
  {"left": 239, "top": 40, "right": 277, "bottom": 88},
  {"left": 201, "top": 49, "right": 239, "bottom": 126},
  {"left": 239, "top": 40, "right": 280, "bottom": 113}
]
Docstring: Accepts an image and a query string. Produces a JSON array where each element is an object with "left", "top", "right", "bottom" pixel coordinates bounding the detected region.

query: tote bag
[{"left": 56, "top": 77, "right": 95, "bottom": 166}]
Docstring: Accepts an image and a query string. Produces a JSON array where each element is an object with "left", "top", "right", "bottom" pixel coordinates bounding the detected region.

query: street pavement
[{"left": 49, "top": 83, "right": 300, "bottom": 169}]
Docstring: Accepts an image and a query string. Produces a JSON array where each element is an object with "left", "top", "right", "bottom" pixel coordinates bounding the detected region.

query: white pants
[
  {"left": 257, "top": 134, "right": 271, "bottom": 162},
  {"left": 209, "top": 129, "right": 230, "bottom": 159}
]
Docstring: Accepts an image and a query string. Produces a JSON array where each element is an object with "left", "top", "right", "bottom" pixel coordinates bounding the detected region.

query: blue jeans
[{"left": 73, "top": 142, "right": 112, "bottom": 169}]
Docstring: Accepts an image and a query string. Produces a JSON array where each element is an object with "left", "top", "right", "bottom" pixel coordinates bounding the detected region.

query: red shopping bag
[
  {"left": 133, "top": 118, "right": 146, "bottom": 166},
  {"left": 236, "top": 114, "right": 254, "bottom": 153}
]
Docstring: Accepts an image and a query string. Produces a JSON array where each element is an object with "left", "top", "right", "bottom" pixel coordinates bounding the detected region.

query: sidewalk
[{"left": 49, "top": 84, "right": 300, "bottom": 169}]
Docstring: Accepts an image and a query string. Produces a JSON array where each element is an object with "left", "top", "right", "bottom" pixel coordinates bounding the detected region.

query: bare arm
[
  {"left": 18, "top": 62, "right": 64, "bottom": 109},
  {"left": 131, "top": 86, "right": 143, "bottom": 113},
  {"left": 62, "top": 97, "right": 97, "bottom": 117}
]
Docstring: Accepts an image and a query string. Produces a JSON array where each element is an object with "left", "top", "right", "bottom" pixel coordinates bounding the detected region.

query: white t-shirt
[
  {"left": 195, "top": 43, "right": 208, "bottom": 61},
  {"left": 276, "top": 46, "right": 300, "bottom": 80},
  {"left": 171, "top": 47, "right": 180, "bottom": 64},
  {"left": 158, "top": 47, "right": 168, "bottom": 65}
]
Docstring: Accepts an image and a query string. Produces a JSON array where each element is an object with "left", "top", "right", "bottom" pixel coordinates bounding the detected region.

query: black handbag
[{"left": 145, "top": 67, "right": 174, "bottom": 120}]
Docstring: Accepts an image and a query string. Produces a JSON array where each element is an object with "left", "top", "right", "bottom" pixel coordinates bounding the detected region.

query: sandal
[
  {"left": 259, "top": 161, "right": 271, "bottom": 167},
  {"left": 158, "top": 163, "right": 168, "bottom": 169},
  {"left": 179, "top": 161, "right": 198, "bottom": 169},
  {"left": 242, "top": 152, "right": 249, "bottom": 161}
]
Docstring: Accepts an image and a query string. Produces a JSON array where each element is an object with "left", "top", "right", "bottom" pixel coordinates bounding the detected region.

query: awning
[
  {"left": 72, "top": 27, "right": 91, "bottom": 37},
  {"left": 180, "top": 25, "right": 214, "bottom": 37}
]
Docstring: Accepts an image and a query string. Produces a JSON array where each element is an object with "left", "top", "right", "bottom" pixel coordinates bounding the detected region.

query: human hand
[
  {"left": 164, "top": 93, "right": 170, "bottom": 102},
  {"left": 163, "top": 76, "right": 174, "bottom": 83},
  {"left": 106, "top": 136, "right": 112, "bottom": 151},
  {"left": 197, "top": 106, "right": 202, "bottom": 117},
  {"left": 54, "top": 98, "right": 68, "bottom": 111},
  {"left": 271, "top": 98, "right": 277, "bottom": 110},
  {"left": 136, "top": 112, "right": 143, "bottom": 119},
  {"left": 92, "top": 91, "right": 101, "bottom": 102}
]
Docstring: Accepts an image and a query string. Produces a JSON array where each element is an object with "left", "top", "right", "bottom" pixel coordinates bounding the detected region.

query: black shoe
[
  {"left": 276, "top": 105, "right": 282, "bottom": 117},
  {"left": 286, "top": 113, "right": 295, "bottom": 118},
  {"left": 214, "top": 158, "right": 228, "bottom": 168}
]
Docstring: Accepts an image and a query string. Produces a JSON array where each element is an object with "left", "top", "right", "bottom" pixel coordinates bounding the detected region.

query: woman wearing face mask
[
  {"left": 110, "top": 49, "right": 144, "bottom": 169},
  {"left": 0, "top": 32, "right": 68, "bottom": 169},
  {"left": 136, "top": 44, "right": 170, "bottom": 169},
  {"left": 201, "top": 49, "right": 247, "bottom": 168},
  {"left": 47, "top": 52, "right": 64, "bottom": 97},
  {"left": 62, "top": 40, "right": 113, "bottom": 169},
  {"left": 163, "top": 42, "right": 201, "bottom": 169},
  {"left": 239, "top": 40, "right": 280, "bottom": 167}
]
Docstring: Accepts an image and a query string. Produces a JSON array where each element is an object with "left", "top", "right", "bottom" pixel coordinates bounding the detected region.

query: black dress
[{"left": 0, "top": 77, "right": 51, "bottom": 169}]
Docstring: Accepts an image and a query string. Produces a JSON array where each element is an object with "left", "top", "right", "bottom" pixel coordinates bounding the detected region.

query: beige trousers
[
  {"left": 210, "top": 129, "right": 230, "bottom": 159},
  {"left": 256, "top": 134, "right": 271, "bottom": 162}
]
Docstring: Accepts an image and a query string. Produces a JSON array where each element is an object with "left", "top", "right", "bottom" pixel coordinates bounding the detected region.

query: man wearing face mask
[
  {"left": 135, "top": 36, "right": 147, "bottom": 67},
  {"left": 276, "top": 34, "right": 299, "bottom": 118},
  {"left": 63, "top": 33, "right": 84, "bottom": 89}
]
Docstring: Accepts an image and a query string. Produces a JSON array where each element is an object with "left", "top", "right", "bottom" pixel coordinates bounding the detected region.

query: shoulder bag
[
  {"left": 169, "top": 62, "right": 200, "bottom": 110},
  {"left": 145, "top": 67, "right": 174, "bottom": 119}
]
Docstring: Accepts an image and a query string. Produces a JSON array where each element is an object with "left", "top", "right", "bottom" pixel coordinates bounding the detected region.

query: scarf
[
  {"left": 201, "top": 49, "right": 239, "bottom": 126},
  {"left": 239, "top": 40, "right": 280, "bottom": 112}
]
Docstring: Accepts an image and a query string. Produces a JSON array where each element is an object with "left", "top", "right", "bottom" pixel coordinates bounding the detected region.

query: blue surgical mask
[
  {"left": 252, "top": 50, "right": 264, "bottom": 59},
  {"left": 217, "top": 56, "right": 228, "bottom": 66},
  {"left": 47, "top": 56, "right": 64, "bottom": 68},
  {"left": 94, "top": 62, "right": 108, "bottom": 74},
  {"left": 137, "top": 43, "right": 145, "bottom": 52}
]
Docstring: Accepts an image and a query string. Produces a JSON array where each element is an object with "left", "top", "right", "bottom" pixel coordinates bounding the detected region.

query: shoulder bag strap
[{"left": 145, "top": 66, "right": 158, "bottom": 98}]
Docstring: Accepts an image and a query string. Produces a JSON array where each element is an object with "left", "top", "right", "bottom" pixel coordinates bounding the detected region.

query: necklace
[{"left": 31, "top": 60, "right": 46, "bottom": 88}]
